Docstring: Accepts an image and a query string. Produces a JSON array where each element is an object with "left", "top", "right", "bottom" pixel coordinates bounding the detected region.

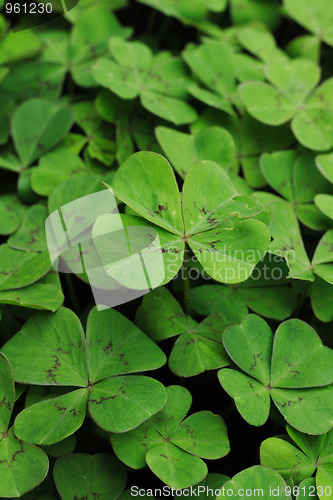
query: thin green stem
[
  {"left": 65, "top": 274, "right": 80, "bottom": 315},
  {"left": 182, "top": 245, "right": 191, "bottom": 315}
]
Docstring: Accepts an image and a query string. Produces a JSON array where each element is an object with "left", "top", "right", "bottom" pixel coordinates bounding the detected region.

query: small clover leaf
[
  {"left": 0, "top": 353, "right": 49, "bottom": 498},
  {"left": 110, "top": 385, "right": 230, "bottom": 489},
  {"left": 218, "top": 314, "right": 333, "bottom": 434},
  {"left": 136, "top": 286, "right": 230, "bottom": 377},
  {"left": 1, "top": 306, "right": 167, "bottom": 444}
]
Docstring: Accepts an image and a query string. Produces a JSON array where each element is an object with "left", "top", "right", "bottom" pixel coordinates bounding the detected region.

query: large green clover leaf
[
  {"left": 218, "top": 314, "right": 333, "bottom": 434},
  {"left": 92, "top": 38, "right": 196, "bottom": 125},
  {"left": 0, "top": 354, "right": 49, "bottom": 498},
  {"left": 1, "top": 307, "right": 167, "bottom": 445},
  {"left": 239, "top": 58, "right": 333, "bottom": 151},
  {"left": 110, "top": 385, "right": 230, "bottom": 489},
  {"left": 101, "top": 152, "right": 270, "bottom": 285}
]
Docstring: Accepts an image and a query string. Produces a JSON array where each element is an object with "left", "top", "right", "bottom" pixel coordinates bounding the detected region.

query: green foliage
[
  {"left": 1, "top": 307, "right": 167, "bottom": 443},
  {"left": 218, "top": 315, "right": 333, "bottom": 433},
  {"left": 110, "top": 385, "right": 230, "bottom": 488},
  {"left": 1, "top": 0, "right": 333, "bottom": 497},
  {"left": 0, "top": 354, "right": 49, "bottom": 497}
]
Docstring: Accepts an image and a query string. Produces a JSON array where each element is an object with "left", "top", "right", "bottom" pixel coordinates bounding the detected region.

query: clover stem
[
  {"left": 65, "top": 274, "right": 80, "bottom": 315},
  {"left": 182, "top": 243, "right": 192, "bottom": 315}
]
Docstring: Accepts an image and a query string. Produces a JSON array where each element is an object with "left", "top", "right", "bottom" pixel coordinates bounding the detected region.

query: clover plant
[{"left": 0, "top": 0, "right": 333, "bottom": 497}]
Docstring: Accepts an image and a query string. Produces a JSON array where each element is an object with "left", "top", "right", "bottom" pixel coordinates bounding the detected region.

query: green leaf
[
  {"left": 11, "top": 98, "right": 74, "bottom": 167},
  {"left": 1, "top": 307, "right": 88, "bottom": 386},
  {"left": 270, "top": 319, "right": 333, "bottom": 388},
  {"left": 156, "top": 126, "right": 236, "bottom": 179},
  {"left": 86, "top": 307, "right": 166, "bottom": 382},
  {"left": 220, "top": 314, "right": 333, "bottom": 433},
  {"left": 8, "top": 205, "right": 48, "bottom": 252},
  {"left": 188, "top": 218, "right": 270, "bottom": 283},
  {"left": 311, "top": 277, "right": 333, "bottom": 322},
  {"left": 14, "top": 389, "right": 89, "bottom": 445},
  {"left": 182, "top": 40, "right": 235, "bottom": 113},
  {"left": 0, "top": 353, "right": 14, "bottom": 433},
  {"left": 138, "top": 0, "right": 227, "bottom": 25},
  {"left": 239, "top": 81, "right": 297, "bottom": 125},
  {"left": 223, "top": 314, "right": 273, "bottom": 385},
  {"left": 271, "top": 386, "right": 333, "bottom": 435},
  {"left": 88, "top": 375, "right": 168, "bottom": 433},
  {"left": 284, "top": 0, "right": 333, "bottom": 47},
  {"left": 218, "top": 368, "right": 271, "bottom": 426},
  {"left": 0, "top": 428, "right": 49, "bottom": 498},
  {"left": 54, "top": 453, "right": 127, "bottom": 500},
  {"left": 171, "top": 411, "right": 230, "bottom": 459},
  {"left": 146, "top": 442, "right": 207, "bottom": 489},
  {"left": 182, "top": 161, "right": 262, "bottom": 235},
  {"left": 315, "top": 195, "right": 333, "bottom": 220},
  {"left": 316, "top": 153, "right": 333, "bottom": 183},
  {"left": 0, "top": 30, "right": 41, "bottom": 65},
  {"left": 70, "top": 7, "right": 132, "bottom": 87},
  {"left": 255, "top": 195, "right": 313, "bottom": 281},
  {"left": 292, "top": 78, "right": 333, "bottom": 151},
  {"left": 93, "top": 38, "right": 196, "bottom": 124},
  {"left": 31, "top": 148, "right": 88, "bottom": 196},
  {"left": 231, "top": 0, "right": 281, "bottom": 29},
  {"left": 0, "top": 245, "right": 51, "bottom": 292},
  {"left": 111, "top": 385, "right": 229, "bottom": 488},
  {"left": 93, "top": 213, "right": 185, "bottom": 288},
  {"left": 0, "top": 271, "right": 64, "bottom": 312},
  {"left": 112, "top": 152, "right": 184, "bottom": 234},
  {"left": 223, "top": 466, "right": 292, "bottom": 499},
  {"left": 190, "top": 285, "right": 248, "bottom": 321},
  {"left": 260, "top": 437, "right": 316, "bottom": 483},
  {"left": 0, "top": 194, "right": 27, "bottom": 236}
]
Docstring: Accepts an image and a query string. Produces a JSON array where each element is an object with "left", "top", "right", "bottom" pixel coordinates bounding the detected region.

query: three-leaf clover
[
  {"left": 239, "top": 58, "right": 333, "bottom": 151},
  {"left": 100, "top": 151, "right": 270, "bottom": 285},
  {"left": 261, "top": 424, "right": 333, "bottom": 497},
  {"left": 218, "top": 314, "right": 333, "bottom": 434},
  {"left": 136, "top": 286, "right": 230, "bottom": 377},
  {"left": 0, "top": 353, "right": 49, "bottom": 498},
  {"left": 1, "top": 306, "right": 167, "bottom": 445},
  {"left": 110, "top": 385, "right": 230, "bottom": 489},
  {"left": 92, "top": 37, "right": 197, "bottom": 125}
]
